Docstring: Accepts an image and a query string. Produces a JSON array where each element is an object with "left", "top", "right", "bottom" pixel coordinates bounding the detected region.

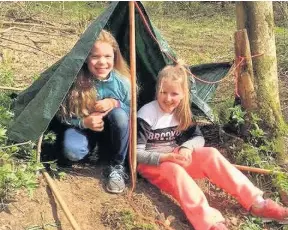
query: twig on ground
[
  {"left": 0, "top": 85, "right": 25, "bottom": 91},
  {"left": 15, "top": 17, "right": 58, "bottom": 27},
  {"left": 24, "top": 34, "right": 40, "bottom": 49},
  {"left": 0, "top": 27, "right": 15, "bottom": 34},
  {"left": 2, "top": 21, "right": 76, "bottom": 33},
  {"left": 0, "top": 44, "right": 37, "bottom": 55},
  {"left": 0, "top": 141, "right": 32, "bottom": 149},
  {"left": 0, "top": 26, "right": 66, "bottom": 36},
  {"left": 0, "top": 37, "right": 59, "bottom": 58},
  {"left": 37, "top": 134, "right": 43, "bottom": 163},
  {"left": 24, "top": 35, "right": 38, "bottom": 48},
  {"left": 11, "top": 202, "right": 24, "bottom": 213},
  {"left": 126, "top": 194, "right": 175, "bottom": 230},
  {"left": 24, "top": 35, "right": 50, "bottom": 49}
]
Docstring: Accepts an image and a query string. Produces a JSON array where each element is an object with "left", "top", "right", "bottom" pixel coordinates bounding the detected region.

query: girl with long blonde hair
[
  {"left": 137, "top": 62, "right": 288, "bottom": 230},
  {"left": 59, "top": 30, "right": 130, "bottom": 194}
]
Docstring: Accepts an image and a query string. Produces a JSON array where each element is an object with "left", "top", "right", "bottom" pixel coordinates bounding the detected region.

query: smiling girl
[
  {"left": 136, "top": 63, "right": 288, "bottom": 230},
  {"left": 59, "top": 30, "right": 130, "bottom": 194}
]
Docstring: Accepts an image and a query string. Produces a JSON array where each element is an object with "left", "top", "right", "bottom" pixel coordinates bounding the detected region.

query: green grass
[
  {"left": 0, "top": 51, "right": 14, "bottom": 87},
  {"left": 144, "top": 2, "right": 236, "bottom": 65},
  {"left": 2, "top": 2, "right": 106, "bottom": 20},
  {"left": 0, "top": 2, "right": 107, "bottom": 33},
  {"left": 240, "top": 217, "right": 263, "bottom": 230},
  {"left": 275, "top": 26, "right": 288, "bottom": 72}
]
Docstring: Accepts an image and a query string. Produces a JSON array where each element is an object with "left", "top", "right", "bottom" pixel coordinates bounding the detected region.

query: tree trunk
[{"left": 242, "top": 1, "right": 285, "bottom": 132}]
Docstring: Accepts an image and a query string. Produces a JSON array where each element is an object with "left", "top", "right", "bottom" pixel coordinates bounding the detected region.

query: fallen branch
[
  {"left": 1, "top": 21, "right": 76, "bottom": 33},
  {"left": 0, "top": 37, "right": 59, "bottom": 58},
  {"left": 41, "top": 171, "right": 81, "bottom": 230},
  {"left": 36, "top": 134, "right": 81, "bottom": 230}
]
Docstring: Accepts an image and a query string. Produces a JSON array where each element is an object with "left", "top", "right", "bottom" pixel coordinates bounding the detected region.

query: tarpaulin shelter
[{"left": 7, "top": 1, "right": 231, "bottom": 142}]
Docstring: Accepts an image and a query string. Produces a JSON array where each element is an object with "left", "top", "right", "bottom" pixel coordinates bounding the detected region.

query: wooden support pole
[{"left": 129, "top": 1, "right": 137, "bottom": 192}]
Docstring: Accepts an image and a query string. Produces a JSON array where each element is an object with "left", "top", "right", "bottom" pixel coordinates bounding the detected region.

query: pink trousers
[{"left": 137, "top": 147, "right": 263, "bottom": 230}]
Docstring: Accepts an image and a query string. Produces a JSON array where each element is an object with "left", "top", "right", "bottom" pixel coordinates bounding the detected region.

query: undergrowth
[
  {"left": 0, "top": 93, "right": 42, "bottom": 212},
  {"left": 228, "top": 105, "right": 288, "bottom": 195}
]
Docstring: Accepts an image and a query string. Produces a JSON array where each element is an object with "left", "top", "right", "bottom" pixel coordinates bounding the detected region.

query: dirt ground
[
  {"left": 1, "top": 4, "right": 288, "bottom": 230},
  {"left": 0, "top": 163, "right": 247, "bottom": 230}
]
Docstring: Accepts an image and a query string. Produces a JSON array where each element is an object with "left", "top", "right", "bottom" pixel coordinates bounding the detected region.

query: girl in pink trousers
[{"left": 136, "top": 62, "right": 288, "bottom": 230}]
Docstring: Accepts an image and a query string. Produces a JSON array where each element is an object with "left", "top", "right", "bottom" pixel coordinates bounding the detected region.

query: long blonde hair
[
  {"left": 59, "top": 29, "right": 130, "bottom": 120},
  {"left": 156, "top": 63, "right": 193, "bottom": 131}
]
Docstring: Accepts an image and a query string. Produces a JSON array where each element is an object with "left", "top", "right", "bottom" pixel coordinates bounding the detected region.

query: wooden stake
[
  {"left": 236, "top": 2, "right": 247, "bottom": 30},
  {"left": 234, "top": 29, "right": 257, "bottom": 111},
  {"left": 233, "top": 164, "right": 279, "bottom": 175},
  {"left": 129, "top": 1, "right": 137, "bottom": 193}
]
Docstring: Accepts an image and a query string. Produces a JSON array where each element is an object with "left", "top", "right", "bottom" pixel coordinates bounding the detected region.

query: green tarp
[{"left": 7, "top": 1, "right": 231, "bottom": 142}]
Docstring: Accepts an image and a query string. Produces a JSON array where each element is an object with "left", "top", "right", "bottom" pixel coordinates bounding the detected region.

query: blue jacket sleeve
[
  {"left": 60, "top": 116, "right": 85, "bottom": 129},
  {"left": 119, "top": 79, "right": 131, "bottom": 114}
]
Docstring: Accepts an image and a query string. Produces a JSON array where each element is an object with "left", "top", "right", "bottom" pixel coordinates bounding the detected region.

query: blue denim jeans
[{"left": 63, "top": 108, "right": 129, "bottom": 165}]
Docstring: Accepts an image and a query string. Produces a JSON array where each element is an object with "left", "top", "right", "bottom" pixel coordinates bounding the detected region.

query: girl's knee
[
  {"left": 205, "top": 147, "right": 226, "bottom": 162},
  {"left": 204, "top": 147, "right": 219, "bottom": 156},
  {"left": 160, "top": 162, "right": 186, "bottom": 176},
  {"left": 63, "top": 145, "right": 89, "bottom": 161},
  {"left": 107, "top": 108, "right": 129, "bottom": 128},
  {"left": 63, "top": 128, "right": 89, "bottom": 161}
]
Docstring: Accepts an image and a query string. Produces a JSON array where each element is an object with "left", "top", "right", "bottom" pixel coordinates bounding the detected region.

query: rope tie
[{"left": 234, "top": 53, "right": 263, "bottom": 97}]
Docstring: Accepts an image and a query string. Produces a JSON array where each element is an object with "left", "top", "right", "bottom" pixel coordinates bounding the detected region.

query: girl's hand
[
  {"left": 159, "top": 152, "right": 189, "bottom": 167},
  {"left": 90, "top": 110, "right": 109, "bottom": 117},
  {"left": 94, "top": 98, "right": 118, "bottom": 112},
  {"left": 178, "top": 147, "right": 192, "bottom": 167},
  {"left": 83, "top": 114, "right": 104, "bottom": 131}
]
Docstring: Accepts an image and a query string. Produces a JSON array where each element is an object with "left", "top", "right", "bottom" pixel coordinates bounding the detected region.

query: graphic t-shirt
[{"left": 137, "top": 100, "right": 204, "bottom": 165}]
